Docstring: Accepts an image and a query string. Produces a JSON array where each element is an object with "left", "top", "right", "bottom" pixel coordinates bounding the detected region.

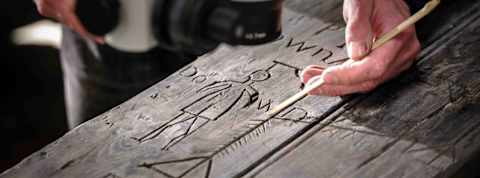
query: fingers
[
  {"left": 61, "top": 11, "right": 105, "bottom": 43},
  {"left": 299, "top": 0, "right": 421, "bottom": 96},
  {"left": 392, "top": 0, "right": 412, "bottom": 17},
  {"left": 300, "top": 34, "right": 420, "bottom": 96},
  {"left": 302, "top": 46, "right": 418, "bottom": 96},
  {"left": 305, "top": 56, "right": 413, "bottom": 96},
  {"left": 322, "top": 36, "right": 406, "bottom": 86},
  {"left": 307, "top": 75, "right": 380, "bottom": 96},
  {"left": 34, "top": 0, "right": 104, "bottom": 43},
  {"left": 343, "top": 0, "right": 374, "bottom": 60},
  {"left": 300, "top": 65, "right": 325, "bottom": 84},
  {"left": 35, "top": 0, "right": 58, "bottom": 18}
]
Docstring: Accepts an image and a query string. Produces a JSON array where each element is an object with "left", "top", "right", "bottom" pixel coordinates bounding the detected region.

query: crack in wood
[
  {"left": 356, "top": 131, "right": 408, "bottom": 170},
  {"left": 243, "top": 100, "right": 351, "bottom": 178}
]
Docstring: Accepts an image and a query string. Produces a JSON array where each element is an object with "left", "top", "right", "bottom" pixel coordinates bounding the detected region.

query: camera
[{"left": 77, "top": 0, "right": 283, "bottom": 55}]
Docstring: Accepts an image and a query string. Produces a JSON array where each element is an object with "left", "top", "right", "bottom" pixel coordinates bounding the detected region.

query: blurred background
[
  {"left": 0, "top": 0, "right": 68, "bottom": 172},
  {"left": 0, "top": 0, "right": 479, "bottom": 177}
]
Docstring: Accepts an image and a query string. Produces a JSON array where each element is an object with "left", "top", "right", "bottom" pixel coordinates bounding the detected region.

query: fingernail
[
  {"left": 299, "top": 70, "right": 305, "bottom": 83},
  {"left": 300, "top": 66, "right": 325, "bottom": 83},
  {"left": 348, "top": 42, "right": 368, "bottom": 60},
  {"left": 311, "top": 66, "right": 326, "bottom": 70}
]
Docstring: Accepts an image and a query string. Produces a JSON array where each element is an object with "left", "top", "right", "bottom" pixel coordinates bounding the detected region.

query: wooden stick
[{"left": 266, "top": 0, "right": 441, "bottom": 118}]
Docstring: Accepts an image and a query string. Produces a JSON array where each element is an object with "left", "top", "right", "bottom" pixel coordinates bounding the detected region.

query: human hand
[
  {"left": 301, "top": 0, "right": 421, "bottom": 96},
  {"left": 34, "top": 0, "right": 104, "bottom": 43}
]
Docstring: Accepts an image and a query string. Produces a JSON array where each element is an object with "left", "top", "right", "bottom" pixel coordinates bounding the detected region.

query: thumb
[{"left": 344, "top": 0, "right": 374, "bottom": 60}]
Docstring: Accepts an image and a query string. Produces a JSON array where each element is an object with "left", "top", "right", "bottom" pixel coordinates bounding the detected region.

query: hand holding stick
[{"left": 267, "top": 0, "right": 441, "bottom": 118}]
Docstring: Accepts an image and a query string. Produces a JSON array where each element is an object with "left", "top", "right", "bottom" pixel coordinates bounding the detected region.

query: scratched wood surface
[
  {"left": 1, "top": 1, "right": 347, "bottom": 178},
  {"left": 2, "top": 0, "right": 480, "bottom": 178},
  {"left": 247, "top": 3, "right": 480, "bottom": 178}
]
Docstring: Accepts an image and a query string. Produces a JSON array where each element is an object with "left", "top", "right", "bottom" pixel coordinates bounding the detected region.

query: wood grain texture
[
  {"left": 247, "top": 6, "right": 480, "bottom": 178},
  {"left": 2, "top": 0, "right": 480, "bottom": 178},
  {"left": 1, "top": 1, "right": 347, "bottom": 178}
]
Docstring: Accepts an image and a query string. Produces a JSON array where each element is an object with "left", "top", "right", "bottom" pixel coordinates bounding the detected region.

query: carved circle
[
  {"left": 250, "top": 70, "right": 271, "bottom": 82},
  {"left": 179, "top": 66, "right": 198, "bottom": 77},
  {"left": 193, "top": 75, "right": 208, "bottom": 83}
]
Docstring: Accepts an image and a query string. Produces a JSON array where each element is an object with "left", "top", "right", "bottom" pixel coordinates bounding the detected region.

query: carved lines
[
  {"left": 102, "top": 173, "right": 122, "bottom": 178},
  {"left": 286, "top": 38, "right": 317, "bottom": 52},
  {"left": 137, "top": 61, "right": 316, "bottom": 177},
  {"left": 139, "top": 157, "right": 210, "bottom": 178},
  {"left": 132, "top": 112, "right": 210, "bottom": 150},
  {"left": 179, "top": 65, "right": 218, "bottom": 84},
  {"left": 257, "top": 99, "right": 272, "bottom": 112},
  {"left": 179, "top": 66, "right": 198, "bottom": 77},
  {"left": 272, "top": 60, "right": 301, "bottom": 72},
  {"left": 285, "top": 38, "right": 348, "bottom": 65},
  {"left": 276, "top": 107, "right": 308, "bottom": 122}
]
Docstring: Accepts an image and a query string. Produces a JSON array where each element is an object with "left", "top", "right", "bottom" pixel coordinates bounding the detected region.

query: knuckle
[
  {"left": 412, "top": 39, "right": 421, "bottom": 52},
  {"left": 370, "top": 60, "right": 388, "bottom": 79},
  {"left": 37, "top": 6, "right": 48, "bottom": 16},
  {"left": 322, "top": 68, "right": 338, "bottom": 84},
  {"left": 346, "top": 19, "right": 364, "bottom": 33},
  {"left": 36, "top": 2, "right": 52, "bottom": 17},
  {"left": 345, "top": 21, "right": 370, "bottom": 42}
]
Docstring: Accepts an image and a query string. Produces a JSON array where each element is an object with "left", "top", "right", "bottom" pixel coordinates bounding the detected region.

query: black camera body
[{"left": 77, "top": 0, "right": 283, "bottom": 55}]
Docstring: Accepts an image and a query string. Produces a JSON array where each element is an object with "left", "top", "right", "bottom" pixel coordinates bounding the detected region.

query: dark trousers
[{"left": 60, "top": 27, "right": 194, "bottom": 129}]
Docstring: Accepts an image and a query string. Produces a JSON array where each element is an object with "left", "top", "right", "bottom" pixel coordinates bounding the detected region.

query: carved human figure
[
  {"left": 182, "top": 70, "right": 271, "bottom": 120},
  {"left": 134, "top": 70, "right": 271, "bottom": 149}
]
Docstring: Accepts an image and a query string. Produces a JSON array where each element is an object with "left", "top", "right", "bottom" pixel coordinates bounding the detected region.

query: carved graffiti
[
  {"left": 138, "top": 157, "right": 210, "bottom": 178},
  {"left": 180, "top": 65, "right": 218, "bottom": 85},
  {"left": 102, "top": 173, "right": 122, "bottom": 178},
  {"left": 276, "top": 107, "right": 308, "bottom": 122},
  {"left": 179, "top": 66, "right": 198, "bottom": 77},
  {"left": 132, "top": 68, "right": 273, "bottom": 149},
  {"left": 286, "top": 38, "right": 317, "bottom": 53},
  {"left": 135, "top": 61, "right": 318, "bottom": 177},
  {"left": 285, "top": 38, "right": 347, "bottom": 65},
  {"left": 132, "top": 112, "right": 209, "bottom": 150}
]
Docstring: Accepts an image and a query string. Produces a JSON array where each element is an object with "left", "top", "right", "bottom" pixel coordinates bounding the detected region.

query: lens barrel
[
  {"left": 77, "top": 0, "right": 282, "bottom": 55},
  {"left": 76, "top": 0, "right": 120, "bottom": 36}
]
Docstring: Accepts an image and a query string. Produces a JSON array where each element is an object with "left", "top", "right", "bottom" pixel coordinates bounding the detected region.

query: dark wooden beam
[{"left": 2, "top": 0, "right": 480, "bottom": 178}]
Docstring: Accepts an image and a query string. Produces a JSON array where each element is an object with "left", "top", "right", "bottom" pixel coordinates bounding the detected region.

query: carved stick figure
[
  {"left": 134, "top": 70, "right": 271, "bottom": 149},
  {"left": 182, "top": 70, "right": 270, "bottom": 121}
]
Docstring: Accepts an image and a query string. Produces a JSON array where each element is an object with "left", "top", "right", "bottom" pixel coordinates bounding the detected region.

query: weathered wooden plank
[
  {"left": 247, "top": 7, "right": 480, "bottom": 178},
  {"left": 4, "top": 0, "right": 480, "bottom": 178},
  {"left": 1, "top": 1, "right": 349, "bottom": 178}
]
